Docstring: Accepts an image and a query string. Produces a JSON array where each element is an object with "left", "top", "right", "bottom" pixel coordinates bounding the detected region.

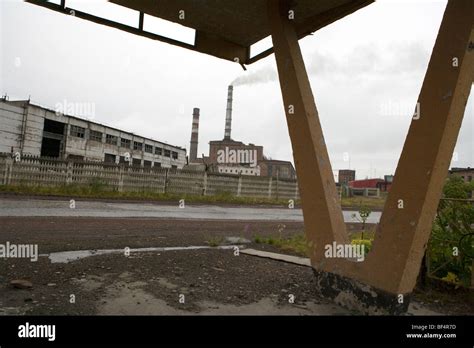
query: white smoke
[{"left": 231, "top": 66, "right": 278, "bottom": 86}]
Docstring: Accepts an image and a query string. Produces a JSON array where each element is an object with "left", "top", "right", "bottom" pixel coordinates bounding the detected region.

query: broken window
[
  {"left": 121, "top": 138, "right": 131, "bottom": 148},
  {"left": 134, "top": 141, "right": 143, "bottom": 151},
  {"left": 106, "top": 134, "right": 118, "bottom": 145},
  {"left": 90, "top": 130, "right": 103, "bottom": 142},
  {"left": 70, "top": 125, "right": 85, "bottom": 138}
]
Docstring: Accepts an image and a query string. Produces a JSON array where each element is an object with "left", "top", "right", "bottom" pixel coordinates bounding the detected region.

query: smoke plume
[{"left": 231, "top": 66, "right": 278, "bottom": 87}]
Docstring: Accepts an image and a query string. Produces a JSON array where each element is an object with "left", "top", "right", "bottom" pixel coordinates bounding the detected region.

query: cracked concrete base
[
  {"left": 97, "top": 272, "right": 349, "bottom": 315},
  {"left": 313, "top": 269, "right": 410, "bottom": 315}
]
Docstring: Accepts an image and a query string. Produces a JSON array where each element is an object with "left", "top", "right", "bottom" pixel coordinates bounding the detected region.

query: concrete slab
[{"left": 240, "top": 248, "right": 311, "bottom": 267}]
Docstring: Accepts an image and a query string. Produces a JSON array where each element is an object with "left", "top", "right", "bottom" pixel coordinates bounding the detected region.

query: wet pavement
[{"left": 0, "top": 197, "right": 382, "bottom": 223}]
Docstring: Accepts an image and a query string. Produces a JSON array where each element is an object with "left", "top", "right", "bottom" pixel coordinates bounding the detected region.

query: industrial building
[
  {"left": 24, "top": 0, "right": 474, "bottom": 316},
  {"left": 188, "top": 85, "right": 296, "bottom": 179},
  {"left": 349, "top": 175, "right": 393, "bottom": 194},
  {"left": 449, "top": 167, "right": 474, "bottom": 183},
  {"left": 0, "top": 98, "right": 186, "bottom": 169},
  {"left": 338, "top": 169, "right": 356, "bottom": 185}
]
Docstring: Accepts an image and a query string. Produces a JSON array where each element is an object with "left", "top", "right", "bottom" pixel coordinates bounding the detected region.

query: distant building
[
  {"left": 449, "top": 167, "right": 474, "bottom": 183},
  {"left": 0, "top": 98, "right": 186, "bottom": 168},
  {"left": 338, "top": 169, "right": 355, "bottom": 185},
  {"left": 260, "top": 159, "right": 296, "bottom": 180},
  {"left": 186, "top": 85, "right": 296, "bottom": 177},
  {"left": 349, "top": 176, "right": 393, "bottom": 193},
  {"left": 349, "top": 178, "right": 384, "bottom": 189}
]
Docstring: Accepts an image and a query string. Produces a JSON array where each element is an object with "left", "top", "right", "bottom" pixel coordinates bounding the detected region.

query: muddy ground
[{"left": 0, "top": 217, "right": 471, "bottom": 315}]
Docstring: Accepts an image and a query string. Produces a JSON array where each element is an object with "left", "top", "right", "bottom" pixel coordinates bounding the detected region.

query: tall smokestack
[
  {"left": 224, "top": 85, "right": 233, "bottom": 140},
  {"left": 189, "top": 107, "right": 199, "bottom": 163}
]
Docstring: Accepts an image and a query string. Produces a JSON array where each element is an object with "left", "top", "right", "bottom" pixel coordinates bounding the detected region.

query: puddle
[
  {"left": 224, "top": 236, "right": 251, "bottom": 244},
  {"left": 43, "top": 245, "right": 244, "bottom": 264}
]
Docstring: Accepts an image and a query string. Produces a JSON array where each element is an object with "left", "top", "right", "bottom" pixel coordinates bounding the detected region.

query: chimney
[
  {"left": 189, "top": 107, "right": 199, "bottom": 163},
  {"left": 224, "top": 85, "right": 233, "bottom": 140}
]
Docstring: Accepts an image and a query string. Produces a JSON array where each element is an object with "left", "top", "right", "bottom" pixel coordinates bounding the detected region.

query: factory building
[
  {"left": 338, "top": 169, "right": 356, "bottom": 185},
  {"left": 187, "top": 85, "right": 296, "bottom": 179},
  {"left": 0, "top": 98, "right": 186, "bottom": 168},
  {"left": 449, "top": 167, "right": 474, "bottom": 183},
  {"left": 260, "top": 159, "right": 296, "bottom": 180}
]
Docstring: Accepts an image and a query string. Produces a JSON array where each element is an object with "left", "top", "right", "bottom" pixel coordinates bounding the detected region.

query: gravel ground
[{"left": 0, "top": 217, "right": 470, "bottom": 315}]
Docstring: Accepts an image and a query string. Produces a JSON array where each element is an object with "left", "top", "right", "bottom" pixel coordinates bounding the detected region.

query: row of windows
[
  {"left": 104, "top": 153, "right": 177, "bottom": 169},
  {"left": 70, "top": 125, "right": 85, "bottom": 138},
  {"left": 219, "top": 168, "right": 258, "bottom": 176},
  {"left": 70, "top": 126, "right": 179, "bottom": 159}
]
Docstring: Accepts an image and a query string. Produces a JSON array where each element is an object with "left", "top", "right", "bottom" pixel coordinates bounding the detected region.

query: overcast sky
[{"left": 1, "top": 0, "right": 472, "bottom": 179}]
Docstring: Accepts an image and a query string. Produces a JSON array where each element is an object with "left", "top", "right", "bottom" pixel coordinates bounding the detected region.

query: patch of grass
[
  {"left": 340, "top": 196, "right": 386, "bottom": 210},
  {"left": 349, "top": 228, "right": 376, "bottom": 240},
  {"left": 0, "top": 184, "right": 387, "bottom": 209},
  {"left": 0, "top": 184, "right": 294, "bottom": 206},
  {"left": 257, "top": 230, "right": 376, "bottom": 258},
  {"left": 206, "top": 236, "right": 223, "bottom": 247},
  {"left": 255, "top": 233, "right": 309, "bottom": 257}
]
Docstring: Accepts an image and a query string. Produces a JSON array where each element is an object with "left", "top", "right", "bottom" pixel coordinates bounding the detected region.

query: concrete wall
[
  {"left": 260, "top": 161, "right": 296, "bottom": 180},
  {"left": 0, "top": 154, "right": 301, "bottom": 200},
  {"left": 0, "top": 101, "right": 25, "bottom": 154}
]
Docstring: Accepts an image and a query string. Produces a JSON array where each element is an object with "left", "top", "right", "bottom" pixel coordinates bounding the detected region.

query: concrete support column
[
  {"left": 237, "top": 175, "right": 242, "bottom": 197},
  {"left": 367, "top": 0, "right": 474, "bottom": 295},
  {"left": 268, "top": 177, "right": 273, "bottom": 199},
  {"left": 268, "top": 0, "right": 474, "bottom": 314},
  {"left": 203, "top": 172, "right": 208, "bottom": 196},
  {"left": 164, "top": 168, "right": 169, "bottom": 194},
  {"left": 268, "top": 0, "right": 348, "bottom": 263},
  {"left": 118, "top": 165, "right": 124, "bottom": 193},
  {"left": 66, "top": 161, "right": 73, "bottom": 184},
  {"left": 4, "top": 157, "right": 13, "bottom": 185}
]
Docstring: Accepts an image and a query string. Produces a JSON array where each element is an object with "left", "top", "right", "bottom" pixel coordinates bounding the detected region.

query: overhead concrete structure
[
  {"left": 25, "top": 0, "right": 372, "bottom": 66},
  {"left": 25, "top": 0, "right": 474, "bottom": 314}
]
